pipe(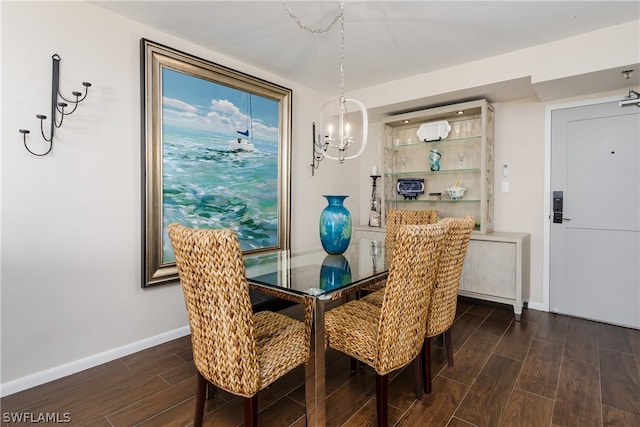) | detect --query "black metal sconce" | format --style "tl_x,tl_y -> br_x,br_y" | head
311,121 -> 327,176
19,54 -> 91,156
